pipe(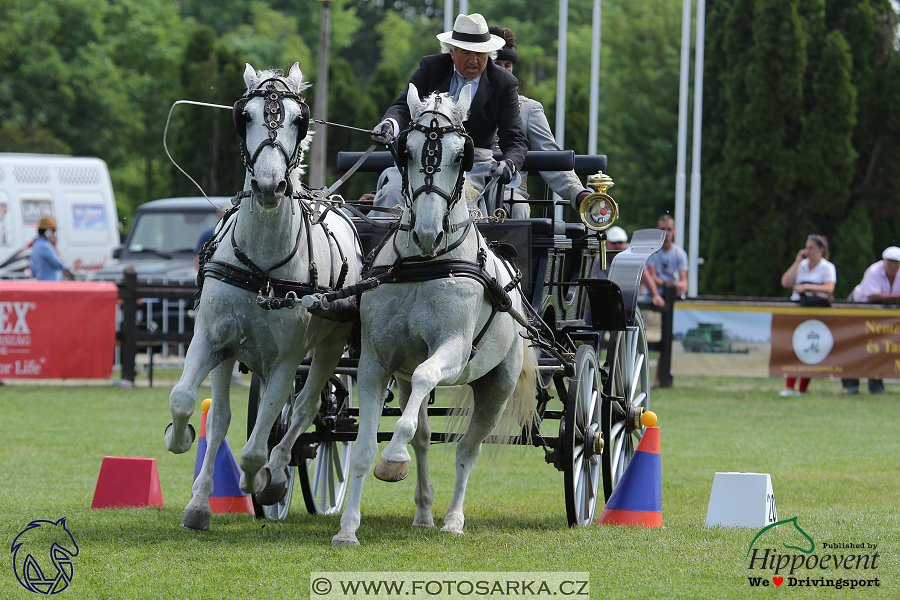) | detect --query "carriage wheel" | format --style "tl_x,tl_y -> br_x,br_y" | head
563,344 -> 603,526
247,374 -> 295,520
601,308 -> 651,501
298,373 -> 353,515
